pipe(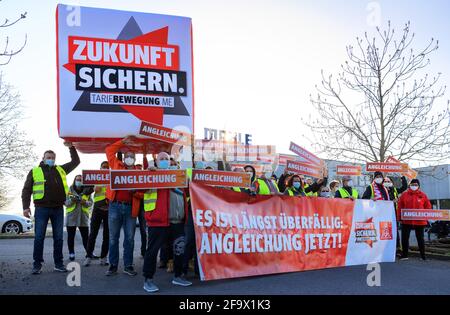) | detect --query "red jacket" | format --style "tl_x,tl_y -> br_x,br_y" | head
105,139 -> 141,218
144,188 -> 189,227
397,189 -> 431,226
